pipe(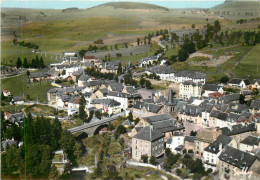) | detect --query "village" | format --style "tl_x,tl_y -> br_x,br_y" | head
2,48 -> 260,179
